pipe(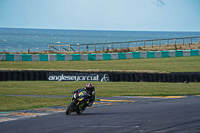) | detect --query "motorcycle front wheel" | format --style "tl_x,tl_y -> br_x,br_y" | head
66,102 -> 75,115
